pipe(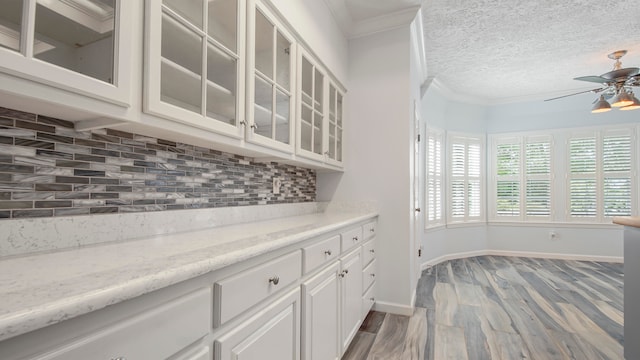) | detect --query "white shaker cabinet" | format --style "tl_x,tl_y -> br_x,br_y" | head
245,0 -> 296,153
0,0 -> 134,106
144,0 -> 245,138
